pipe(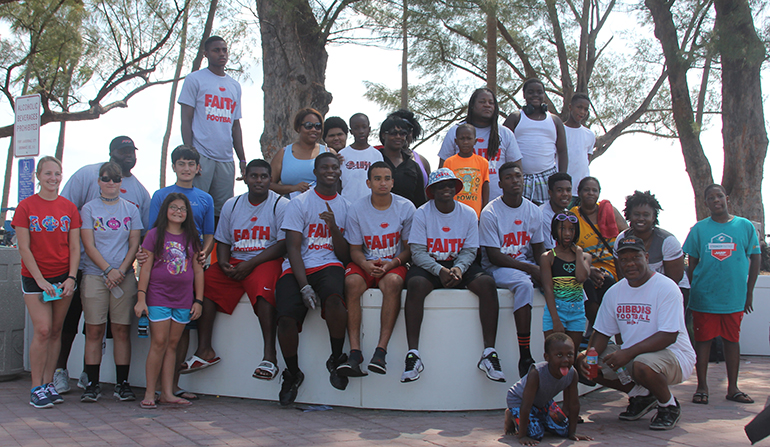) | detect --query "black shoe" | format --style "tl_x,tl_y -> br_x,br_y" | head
113,381 -> 136,401
368,350 -> 387,375
80,382 -> 101,403
618,394 -> 658,421
518,356 -> 535,378
279,369 -> 304,406
336,353 -> 367,378
649,399 -> 681,430
326,354 -> 349,391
